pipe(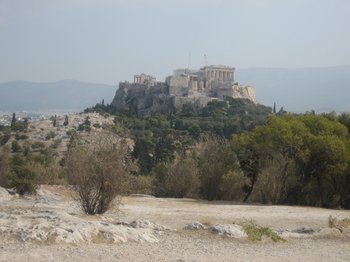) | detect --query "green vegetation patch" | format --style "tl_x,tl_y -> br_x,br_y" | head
242,221 -> 286,242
